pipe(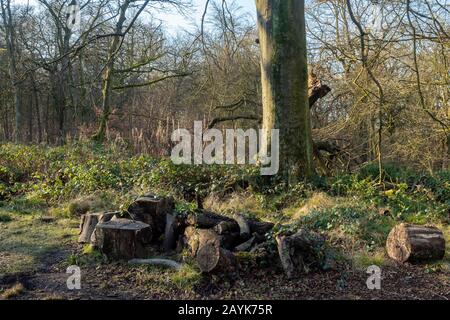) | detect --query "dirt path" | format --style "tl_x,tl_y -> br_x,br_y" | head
1,249 -> 449,300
